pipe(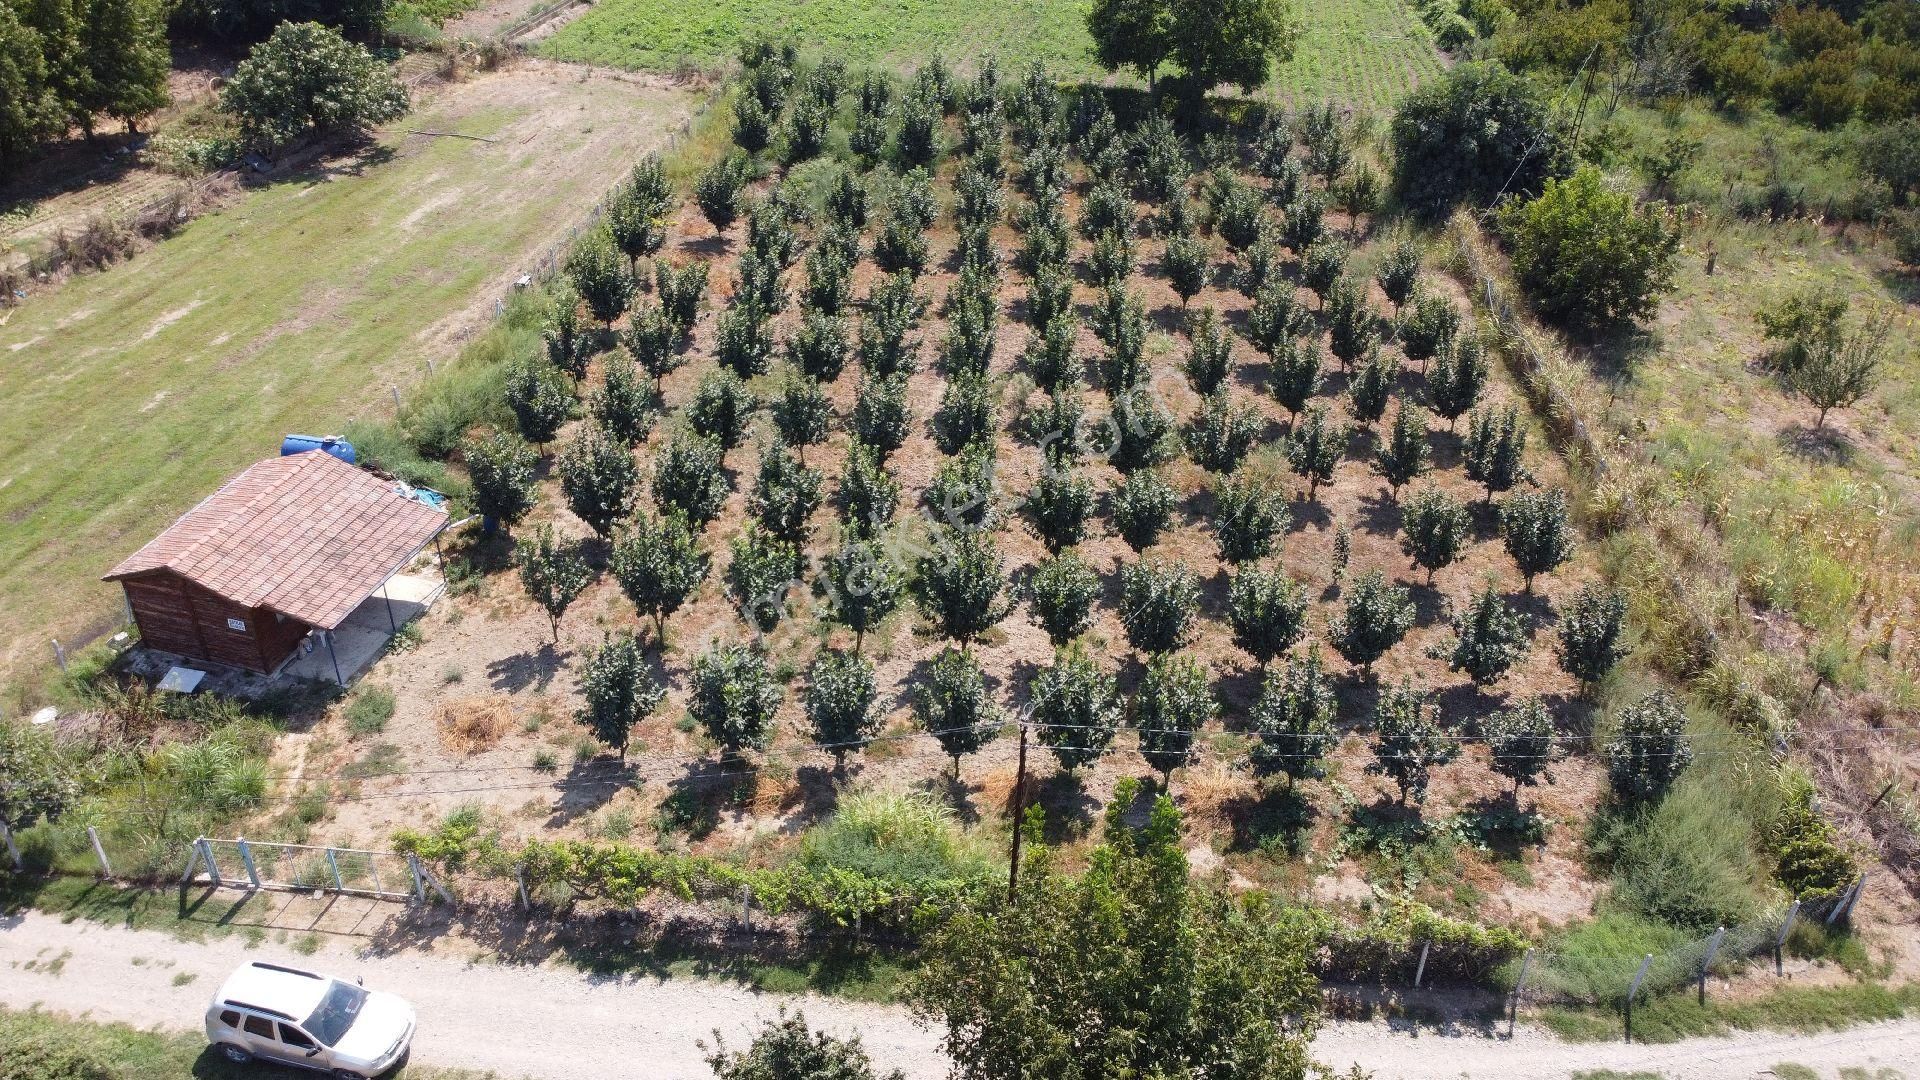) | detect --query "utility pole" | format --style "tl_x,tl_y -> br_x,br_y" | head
1006,721 -> 1029,905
